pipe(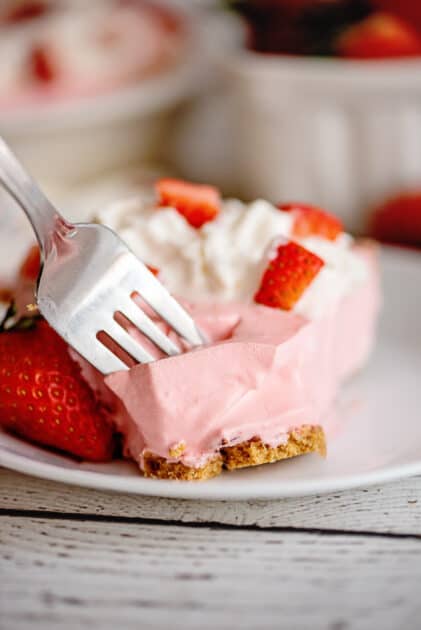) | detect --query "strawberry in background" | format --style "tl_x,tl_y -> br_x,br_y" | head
369,191 -> 421,248
227,0 -> 372,55
228,0 -> 421,58
336,12 -> 421,59
371,0 -> 421,32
